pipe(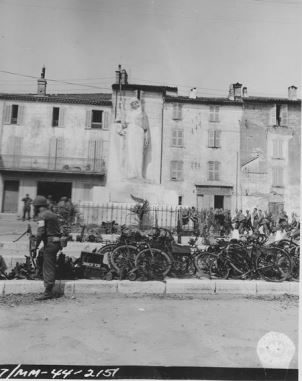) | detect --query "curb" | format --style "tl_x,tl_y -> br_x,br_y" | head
0,279 -> 299,297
